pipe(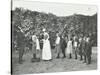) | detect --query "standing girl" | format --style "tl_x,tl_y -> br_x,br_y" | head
73,36 -> 78,59
66,37 -> 73,59
55,33 -> 61,58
